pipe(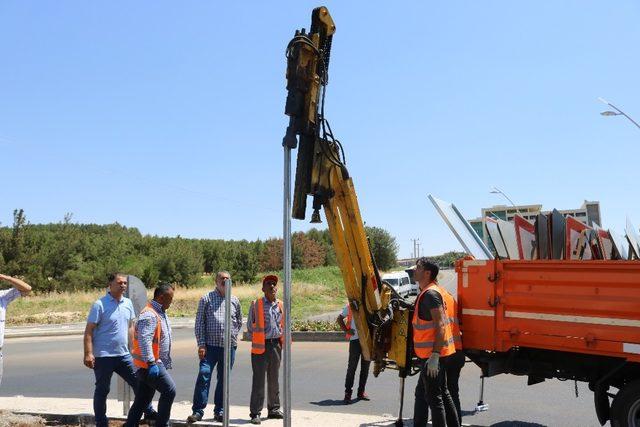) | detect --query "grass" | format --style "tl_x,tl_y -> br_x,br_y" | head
5,266 -> 348,326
